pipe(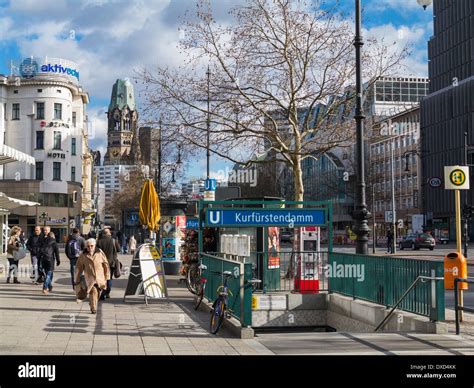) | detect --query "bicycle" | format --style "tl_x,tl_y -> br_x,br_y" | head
186,260 -> 202,295
209,271 -> 261,335
193,264 -> 207,310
